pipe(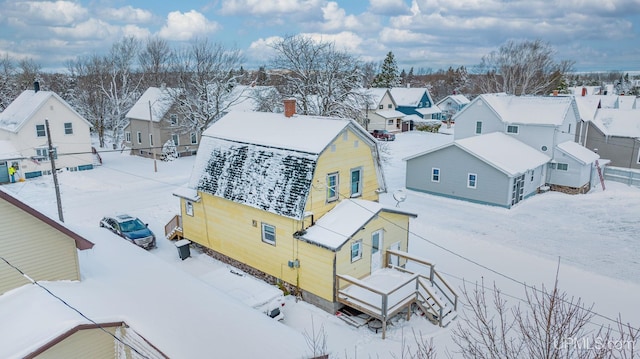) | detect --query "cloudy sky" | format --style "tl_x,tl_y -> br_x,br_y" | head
1,0 -> 639,73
